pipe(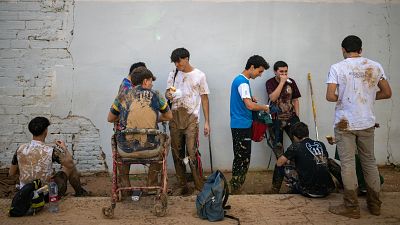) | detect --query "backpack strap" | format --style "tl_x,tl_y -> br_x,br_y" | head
172,69 -> 178,85
224,214 -> 241,225
217,170 -> 230,209
218,171 -> 240,225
